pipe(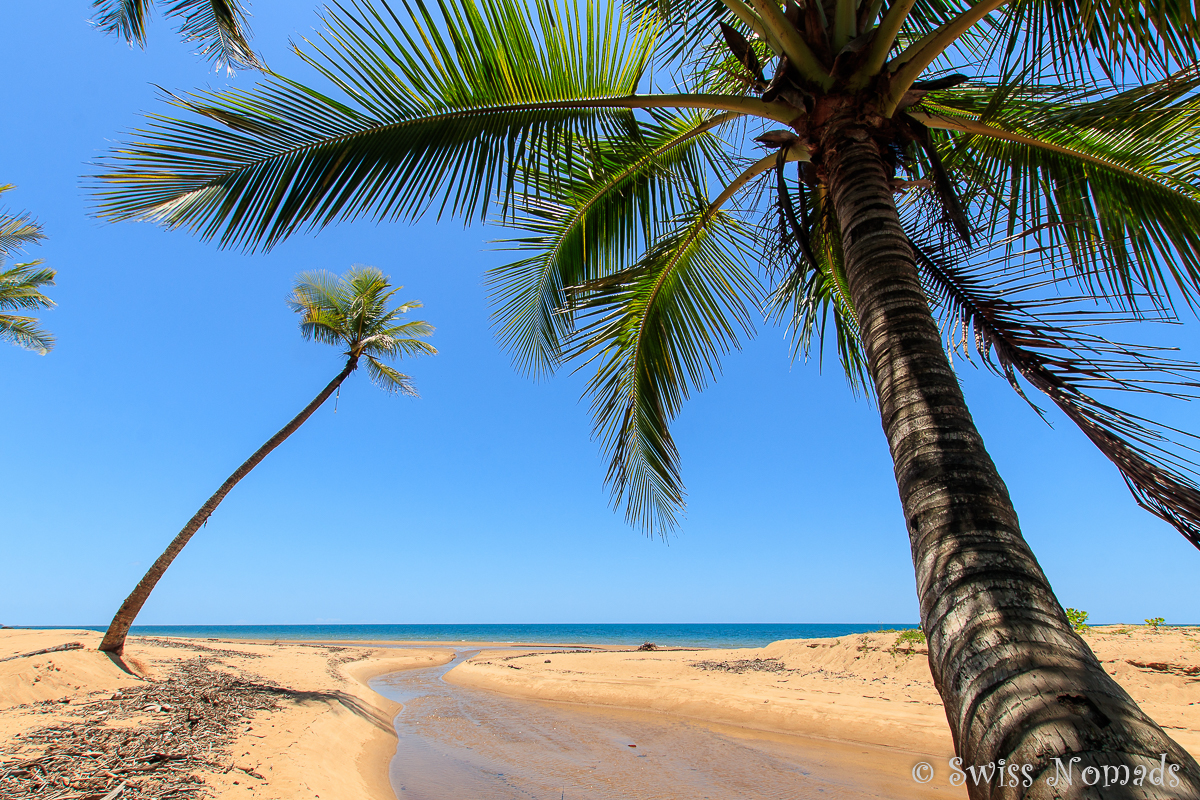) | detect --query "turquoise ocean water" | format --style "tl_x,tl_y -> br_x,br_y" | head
46,623 -> 918,649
